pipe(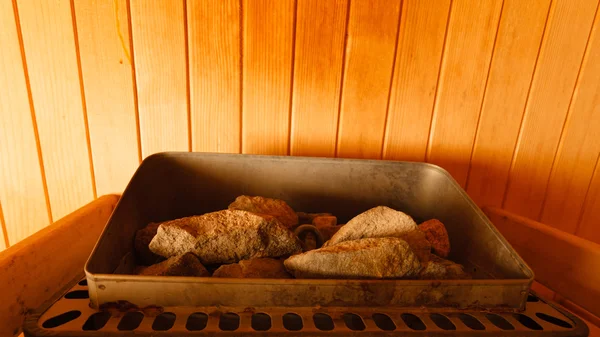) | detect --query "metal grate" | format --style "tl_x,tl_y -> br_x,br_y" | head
24,276 -> 588,336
